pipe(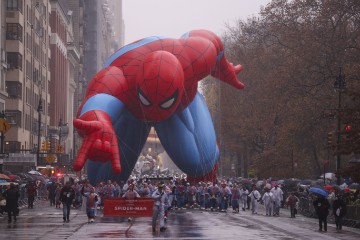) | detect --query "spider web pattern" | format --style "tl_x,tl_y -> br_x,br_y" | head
135,51 -> 184,121
74,111 -> 121,173
77,66 -> 130,118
